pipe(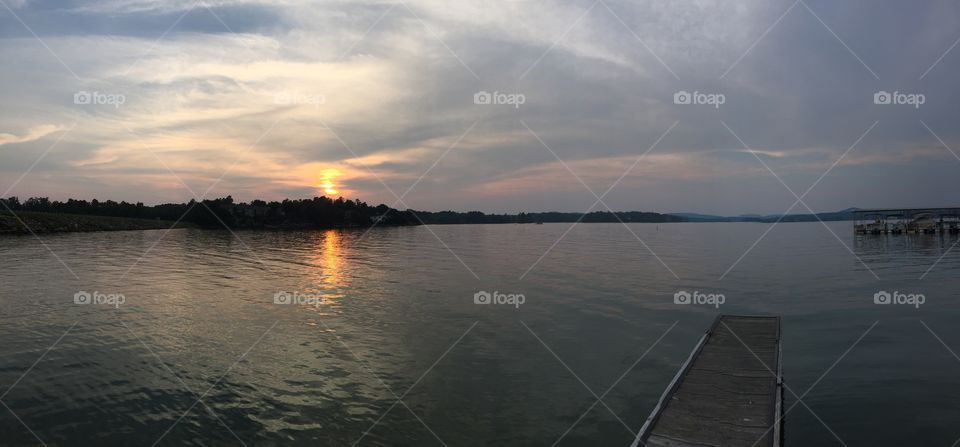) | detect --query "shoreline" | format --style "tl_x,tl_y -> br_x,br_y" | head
0,211 -> 413,235
0,211 -> 188,235
0,210 -> 861,237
